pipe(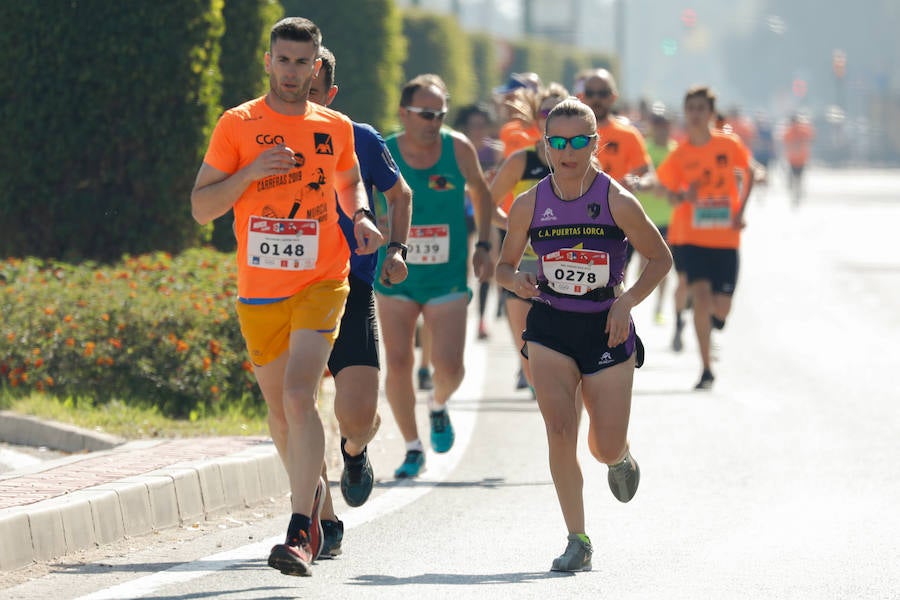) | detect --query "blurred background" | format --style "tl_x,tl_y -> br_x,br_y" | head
402,0 -> 900,167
